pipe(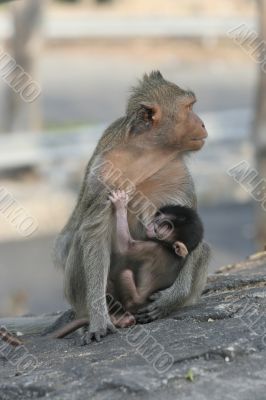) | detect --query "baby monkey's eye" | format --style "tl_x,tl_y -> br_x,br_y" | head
157,221 -> 172,231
